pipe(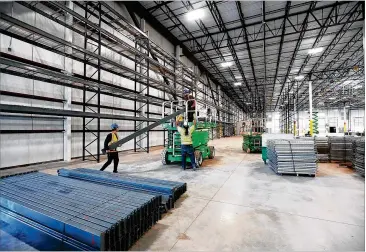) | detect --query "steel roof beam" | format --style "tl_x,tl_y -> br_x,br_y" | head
293,2 -> 364,101
180,1 -> 352,42
153,1 -> 247,111
237,1 -> 262,111
274,2 -> 317,110
147,1 -> 173,13
205,1 -> 253,108
297,42 -> 364,108
270,1 -> 291,110
181,1 -> 249,104
122,2 -> 243,111
189,16 -> 363,54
